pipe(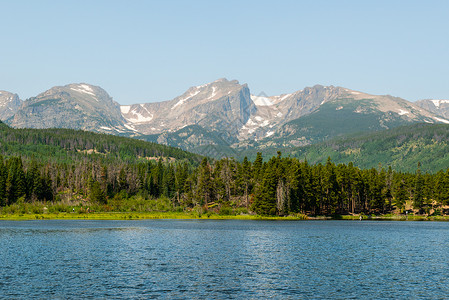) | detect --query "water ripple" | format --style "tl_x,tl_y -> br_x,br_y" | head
0,220 -> 449,298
